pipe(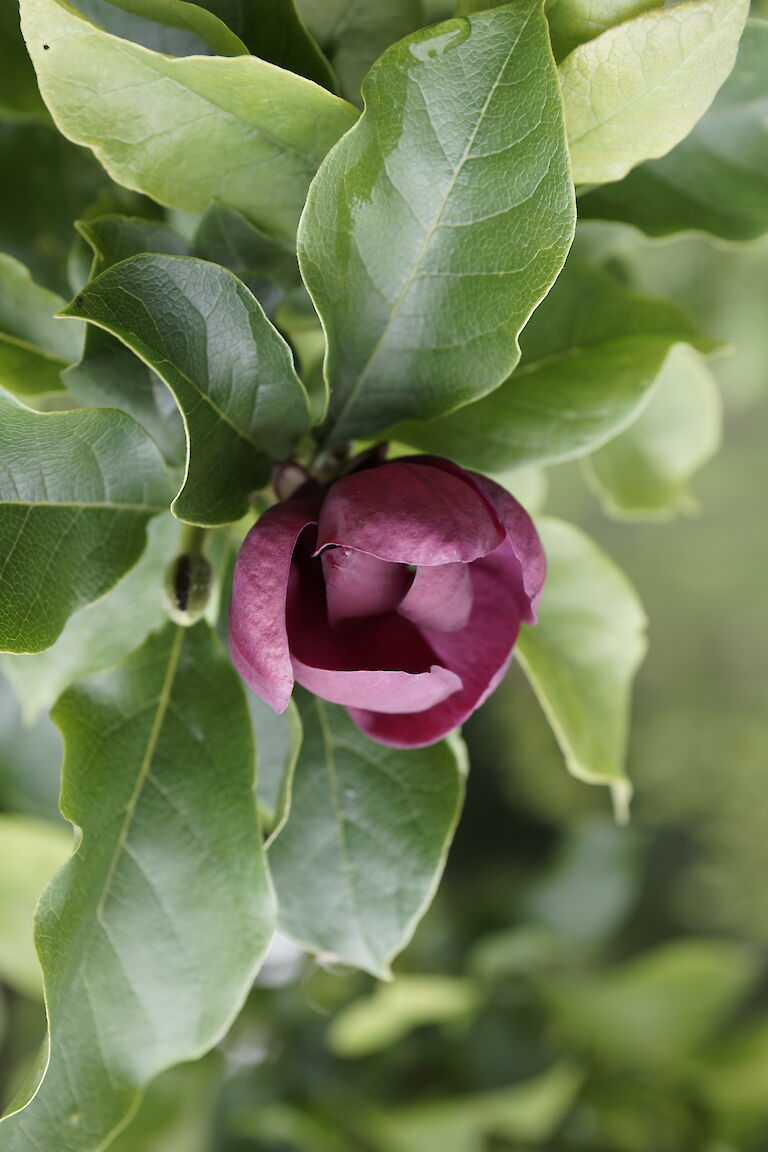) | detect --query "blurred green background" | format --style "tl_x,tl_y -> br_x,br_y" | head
1,223 -> 766,1152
